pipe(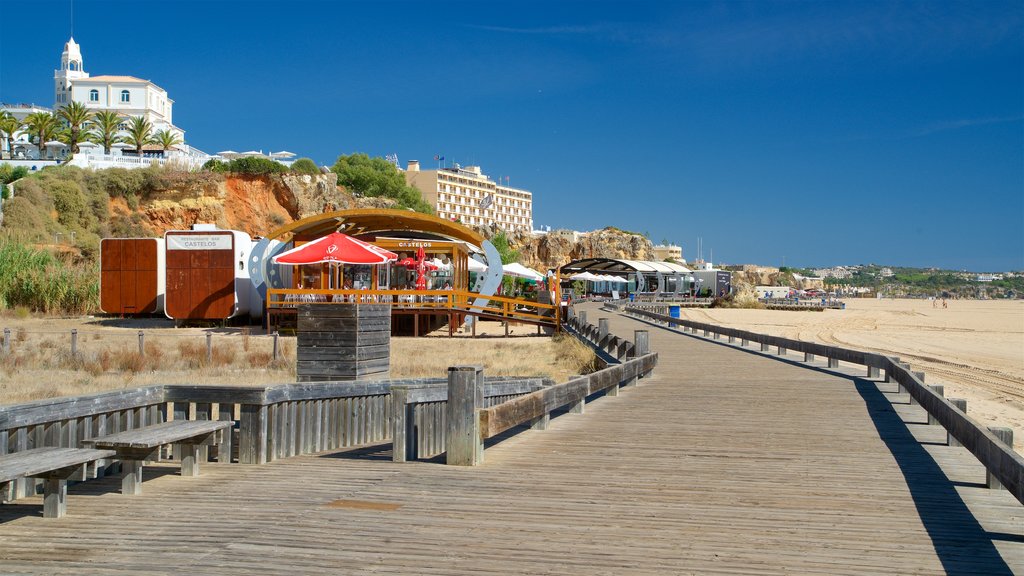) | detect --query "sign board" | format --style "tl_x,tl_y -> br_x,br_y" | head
167,234 -> 232,251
